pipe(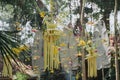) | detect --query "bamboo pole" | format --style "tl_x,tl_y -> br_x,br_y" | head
114,0 -> 119,80
79,0 -> 86,80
